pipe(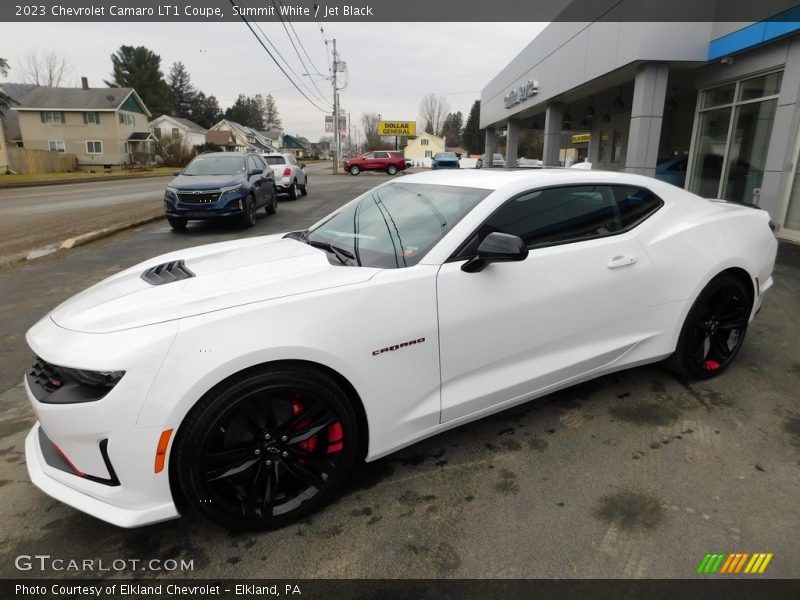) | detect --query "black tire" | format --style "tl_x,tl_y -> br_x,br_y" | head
241,195 -> 257,228
349,165 -> 360,176
665,274 -> 752,380
300,178 -> 308,196
172,365 -> 359,530
265,190 -> 277,215
167,217 -> 187,231
288,180 -> 299,200
386,165 -> 398,175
